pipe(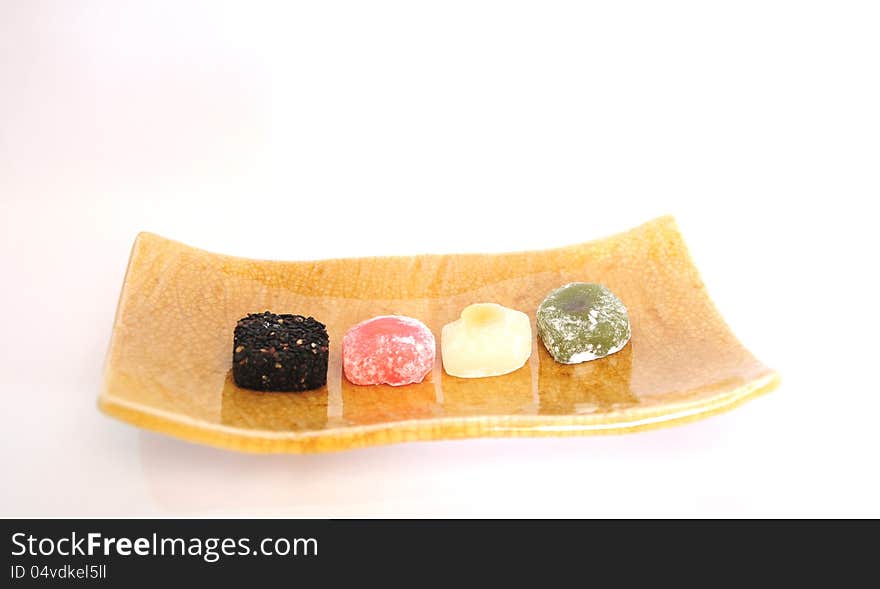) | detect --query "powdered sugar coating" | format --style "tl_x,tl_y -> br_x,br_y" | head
342,315 -> 436,386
